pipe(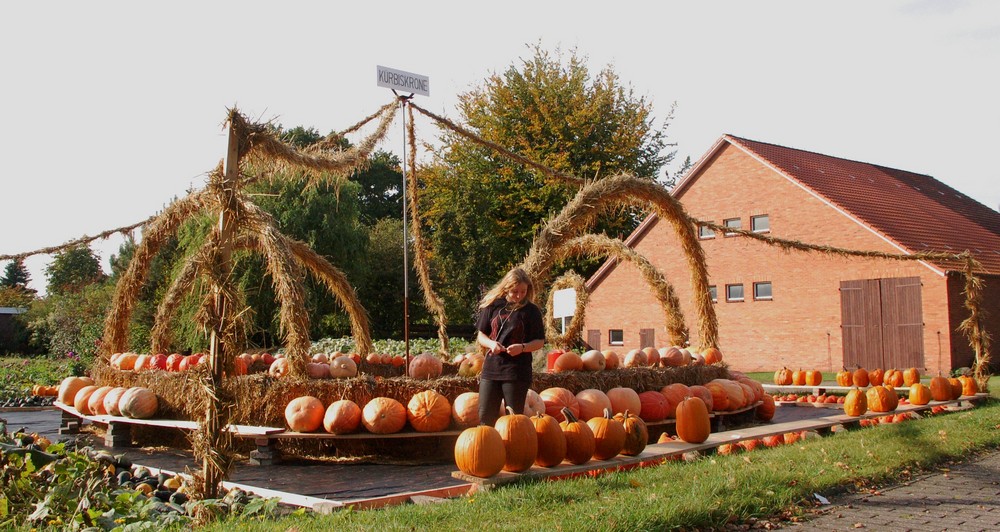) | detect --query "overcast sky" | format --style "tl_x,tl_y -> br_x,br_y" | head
2,0 -> 997,295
